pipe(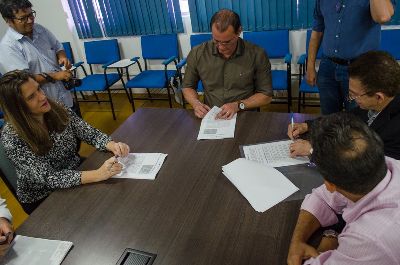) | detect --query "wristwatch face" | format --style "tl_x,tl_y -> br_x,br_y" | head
239,102 -> 245,110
